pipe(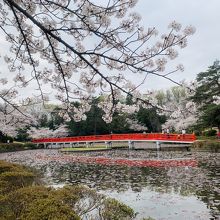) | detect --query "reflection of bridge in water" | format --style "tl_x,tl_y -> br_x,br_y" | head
35,154 -> 198,167
32,133 -> 196,150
